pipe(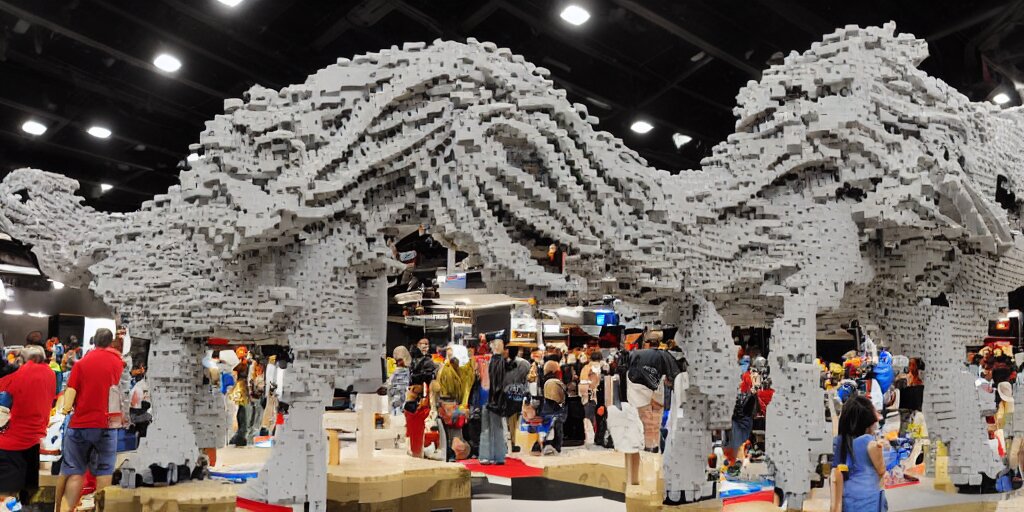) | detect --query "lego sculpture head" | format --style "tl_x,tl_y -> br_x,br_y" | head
721,22 -> 1022,254
0,168 -> 114,285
